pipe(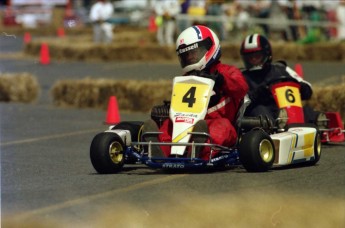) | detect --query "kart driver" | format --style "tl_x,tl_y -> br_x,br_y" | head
240,33 -> 322,125
143,25 -> 248,160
